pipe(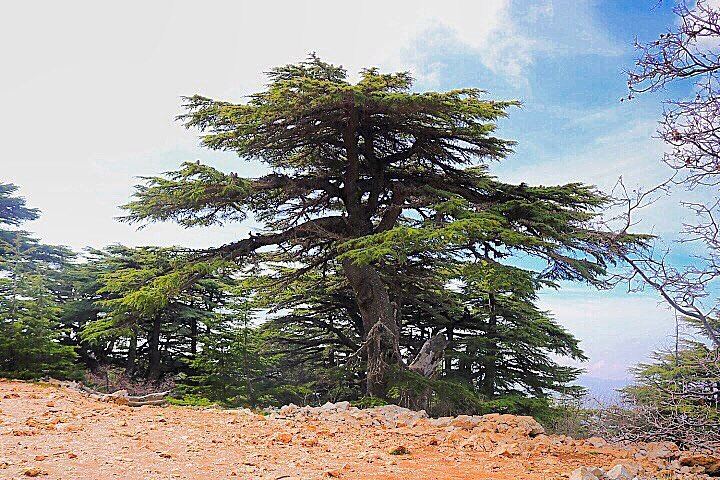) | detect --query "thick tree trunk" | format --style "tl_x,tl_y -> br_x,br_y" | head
444,327 -> 454,375
481,292 -> 498,398
242,326 -> 254,406
125,327 -> 137,376
409,333 -> 448,377
405,333 -> 448,411
342,259 -> 400,397
147,314 -> 162,381
190,317 -> 198,356
459,342 -> 476,383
